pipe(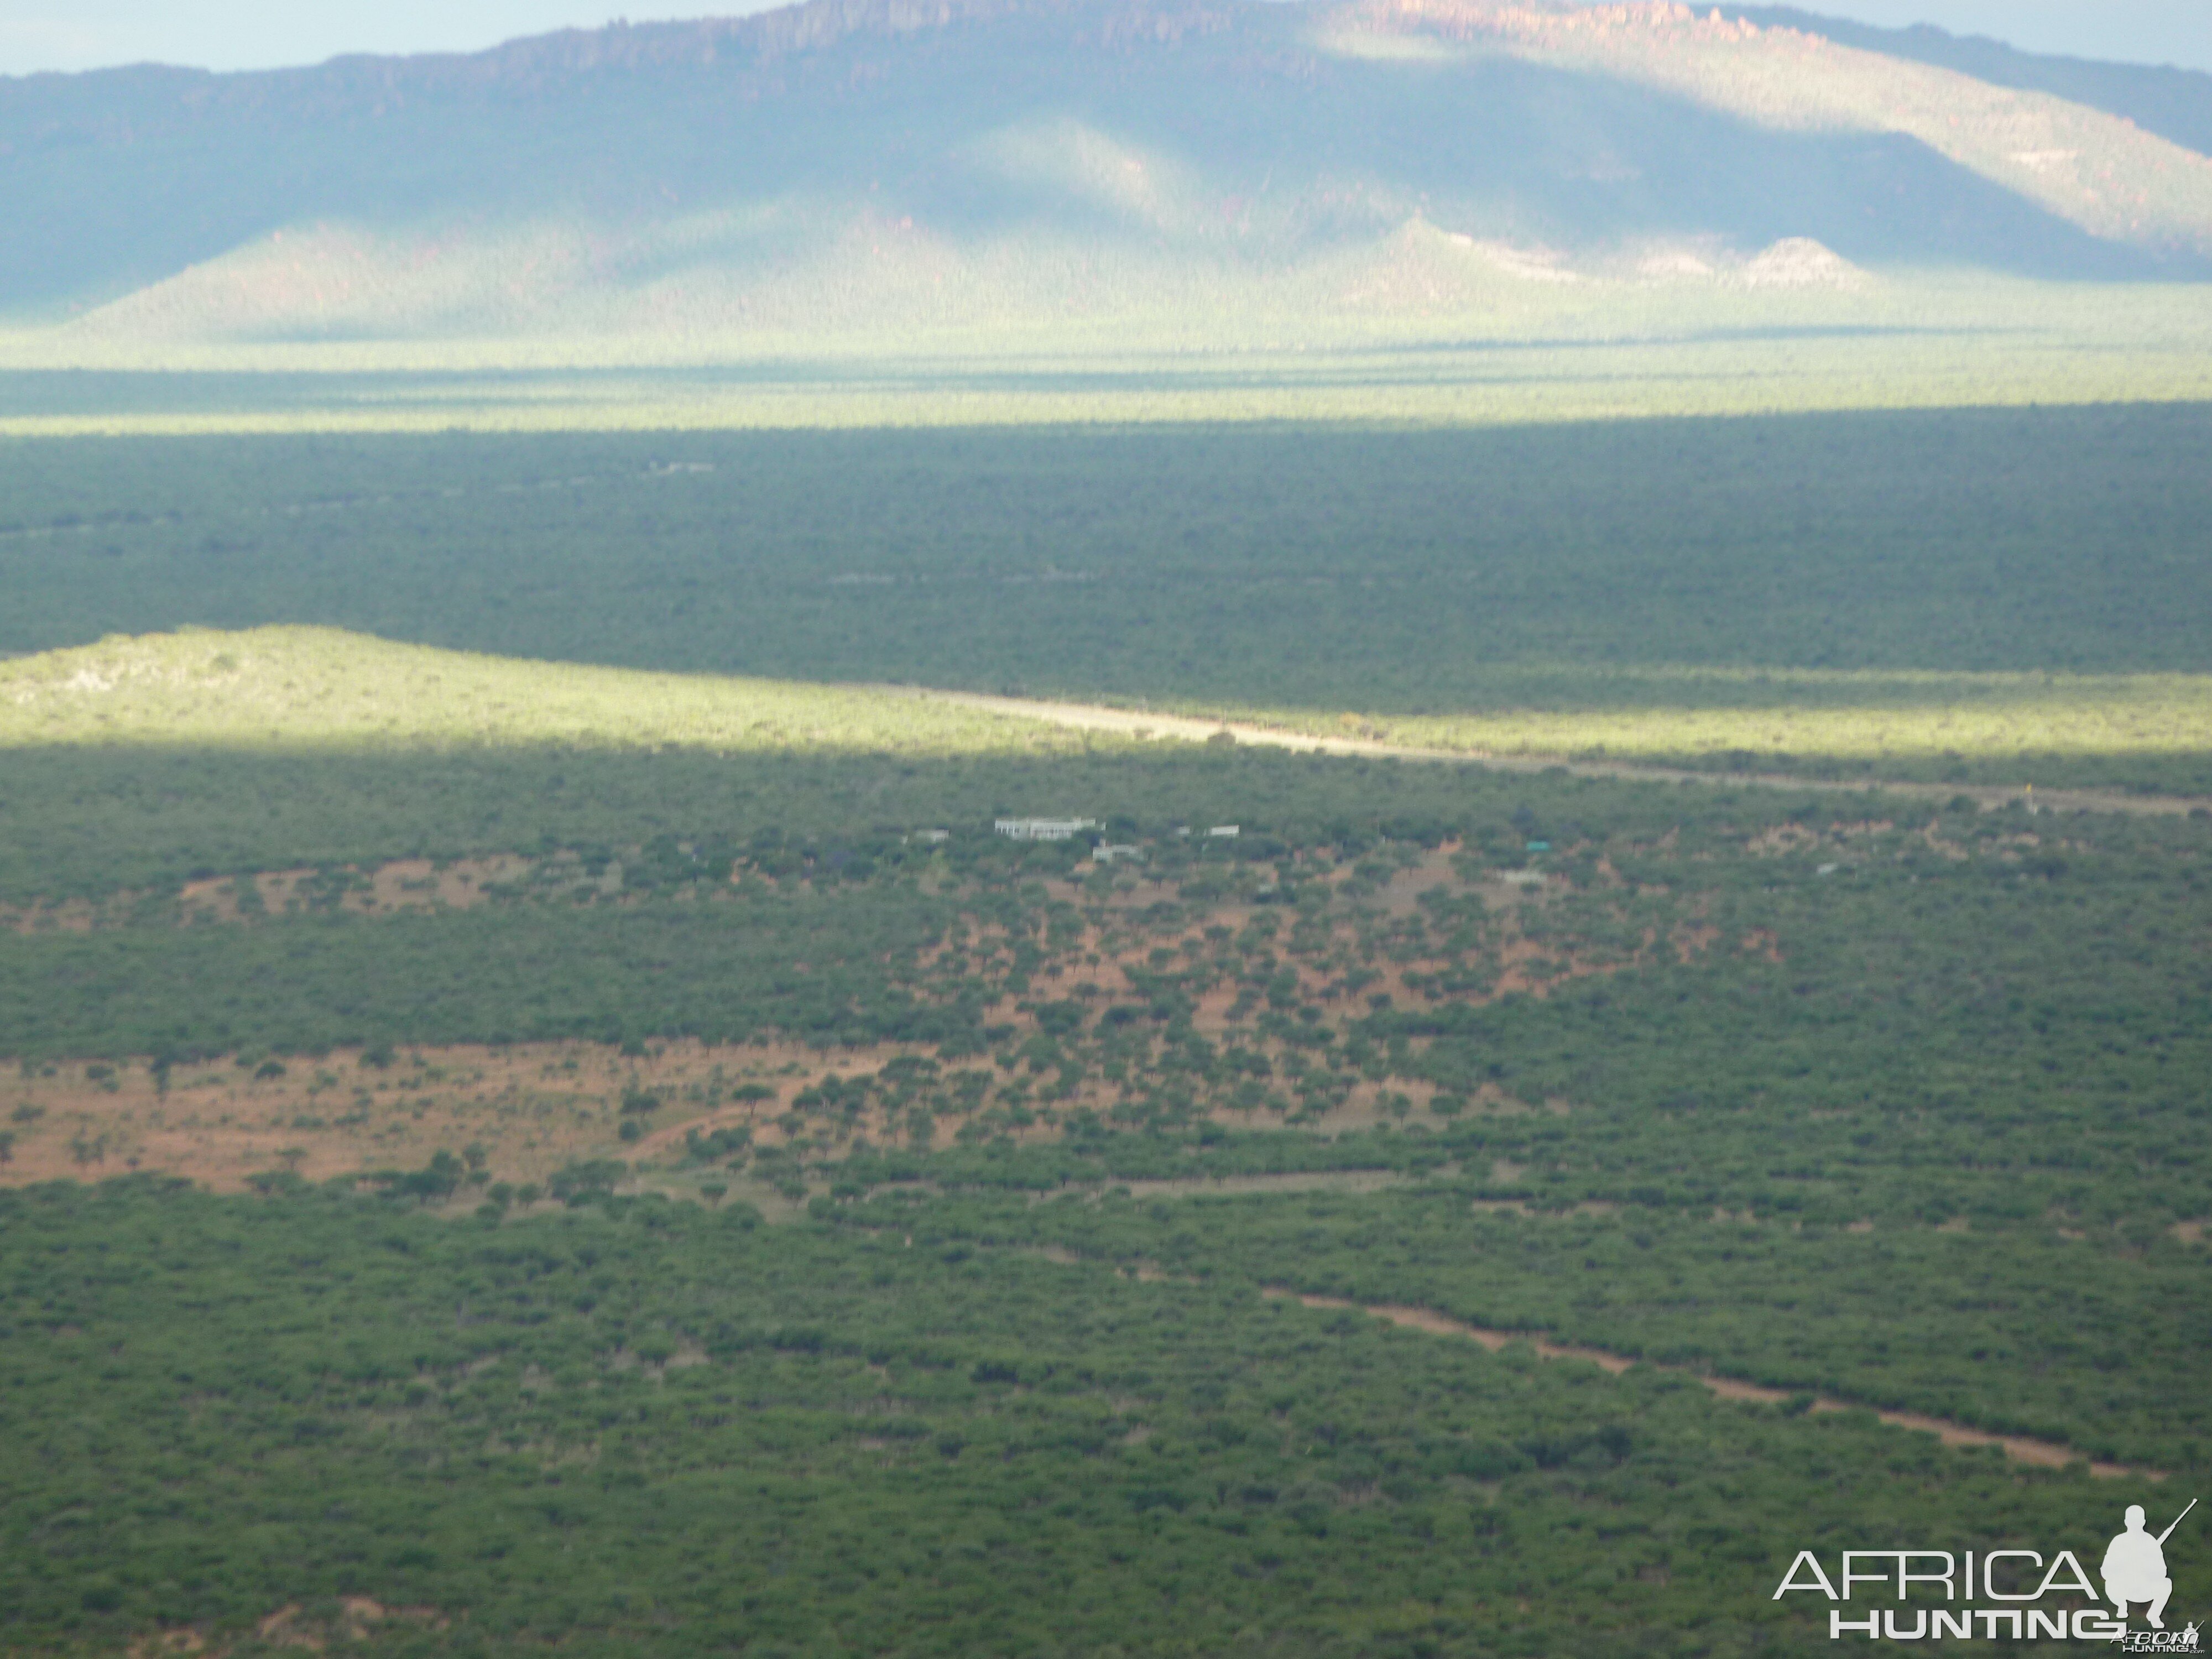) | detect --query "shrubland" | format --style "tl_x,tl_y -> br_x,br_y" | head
8,404 -> 2212,792
2,396 -> 2207,1656
1,1175 -> 2187,1657
6,726 -> 2205,1490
